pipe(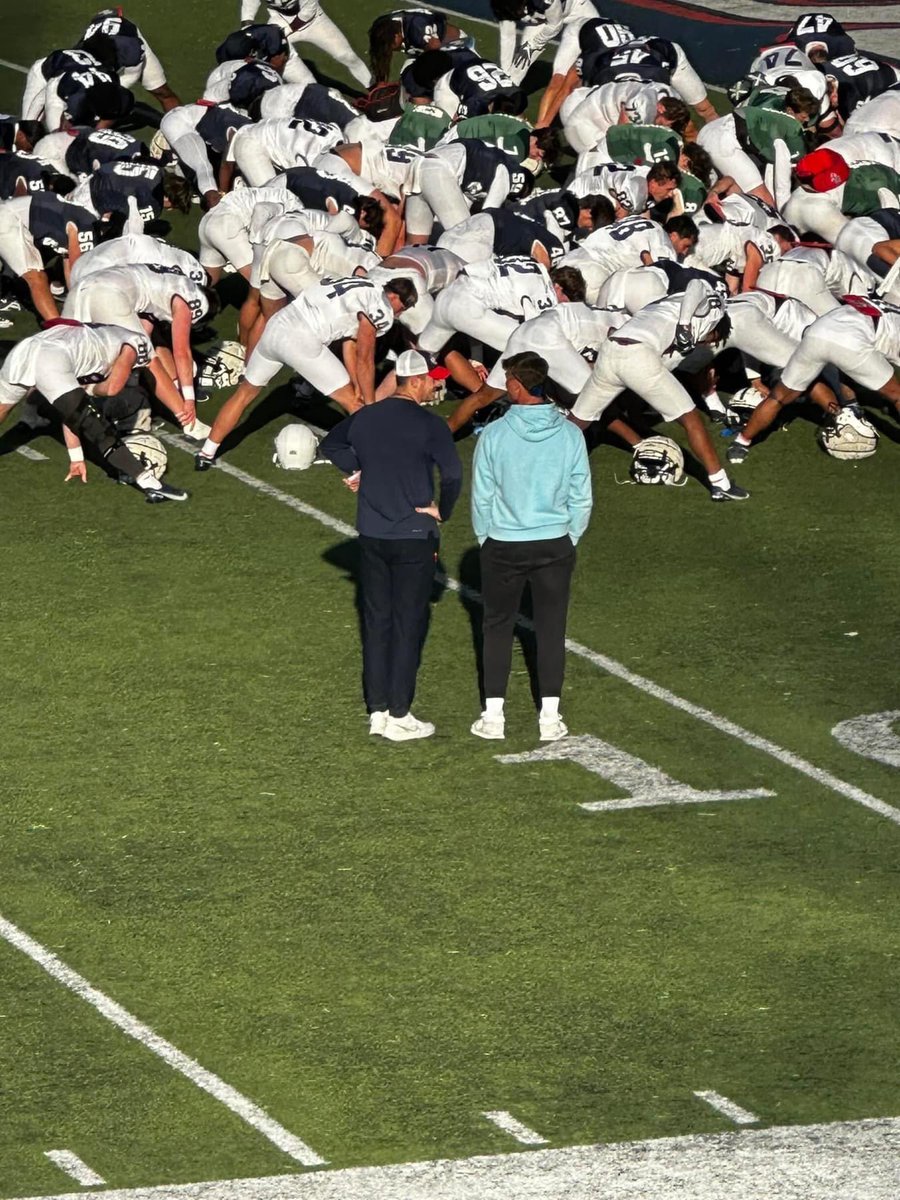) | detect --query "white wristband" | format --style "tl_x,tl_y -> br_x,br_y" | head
182,385 -> 195,402
68,447 -> 85,463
